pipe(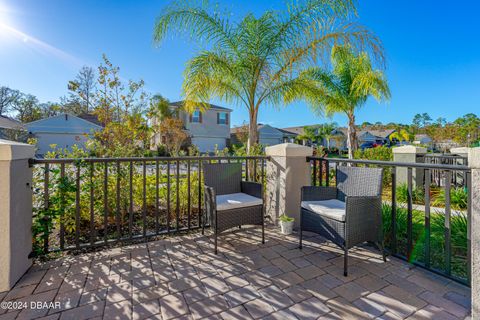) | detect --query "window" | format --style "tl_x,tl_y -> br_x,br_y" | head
217,112 -> 228,125
191,110 -> 201,123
